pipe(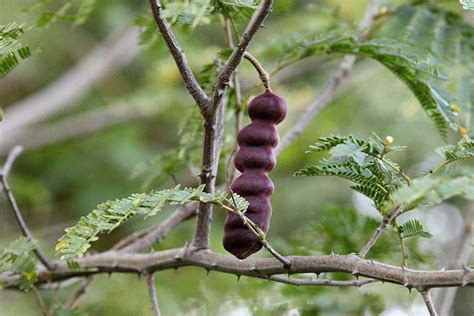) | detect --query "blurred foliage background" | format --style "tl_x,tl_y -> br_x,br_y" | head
0,0 -> 473,315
